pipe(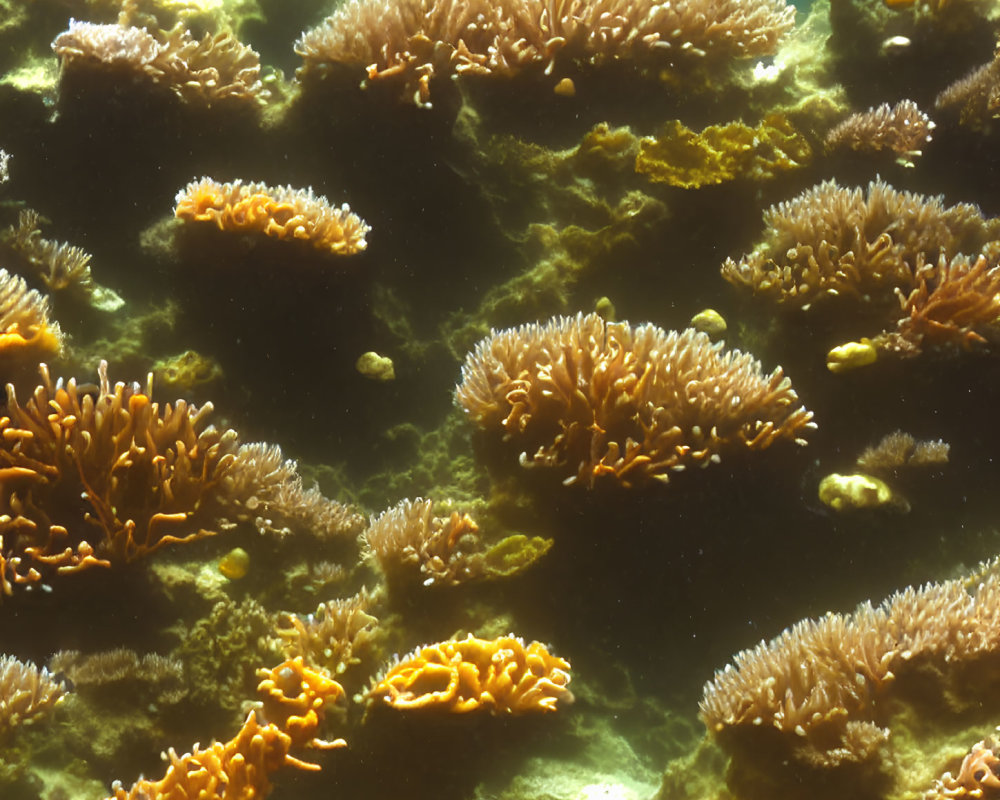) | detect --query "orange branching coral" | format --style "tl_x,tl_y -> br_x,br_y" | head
0,655 -> 69,738
935,44 -> 1000,131
255,658 -> 347,749
926,737 -> 1000,799
175,177 -> 371,256
277,588 -> 381,678
871,253 -> 1000,357
363,497 -> 484,586
455,312 -> 815,487
296,0 -> 795,105
0,267 -> 62,372
721,179 -> 1000,311
52,20 -> 265,106
368,634 -> 573,714
701,572 -> 1000,766
824,100 -> 935,166
108,658 -> 345,800
0,362 -> 362,598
